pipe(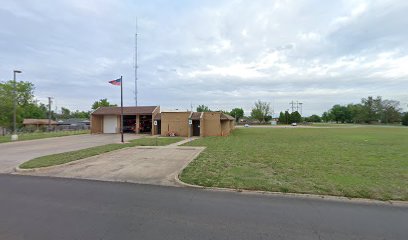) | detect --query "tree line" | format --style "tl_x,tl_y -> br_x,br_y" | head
197,96 -> 408,126
197,100 -> 274,123
0,80 -> 116,130
2,79 -> 406,130
322,96 -> 406,124
278,111 -> 302,124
